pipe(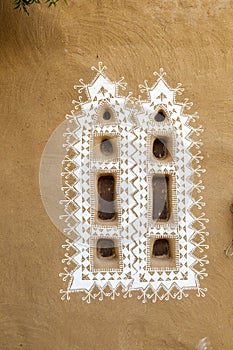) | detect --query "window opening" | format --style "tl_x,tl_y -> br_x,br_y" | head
103,111 -> 111,120
97,238 -> 116,259
152,175 -> 170,221
154,111 -> 166,122
100,138 -> 114,156
153,137 -> 168,160
98,175 -> 116,221
152,239 -> 170,259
